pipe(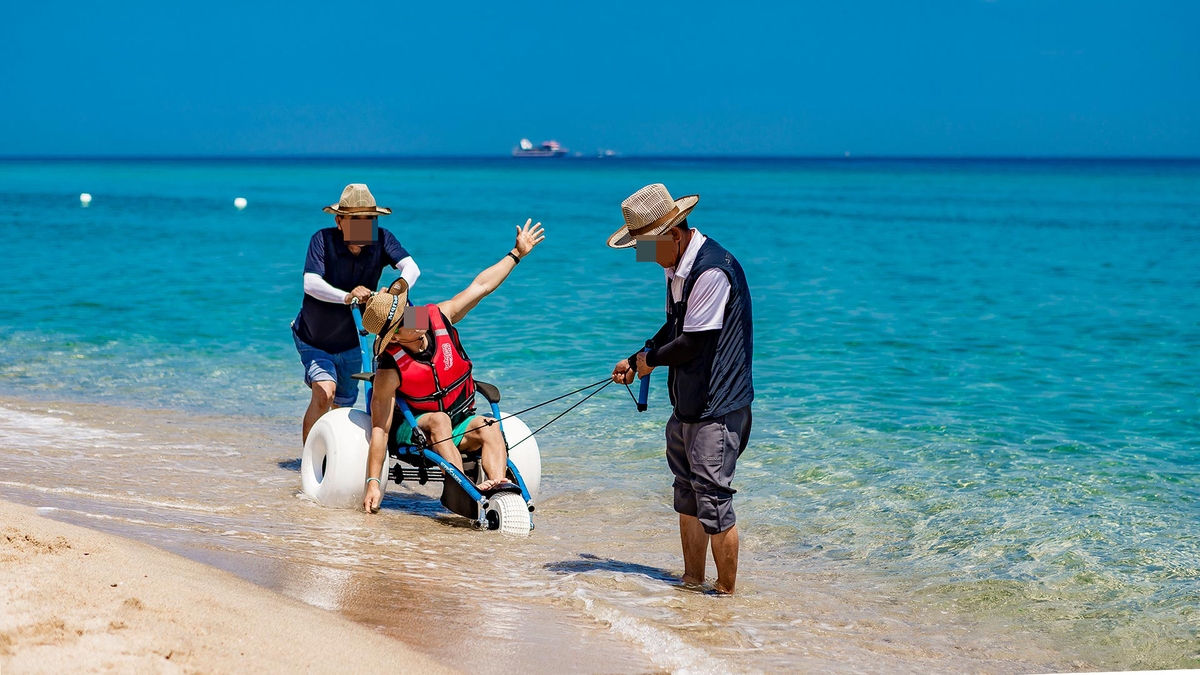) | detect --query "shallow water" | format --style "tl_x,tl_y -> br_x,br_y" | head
0,398 -> 1064,674
1,158 -> 1198,672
